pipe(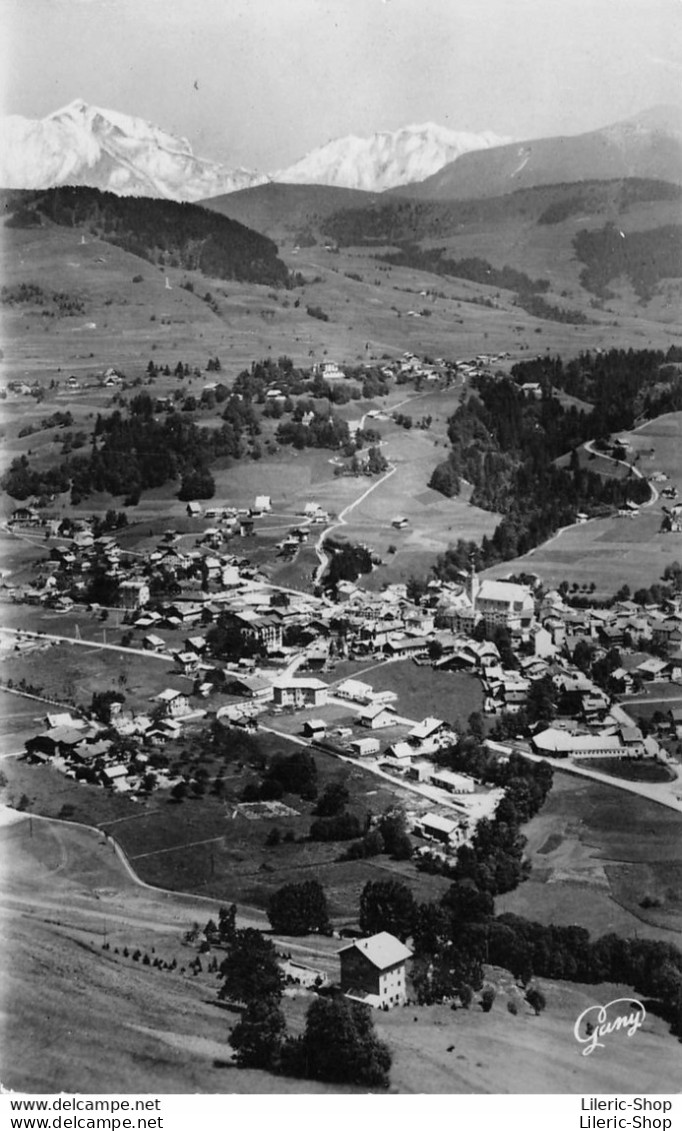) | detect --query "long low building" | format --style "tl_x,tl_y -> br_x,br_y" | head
531,727 -> 652,759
